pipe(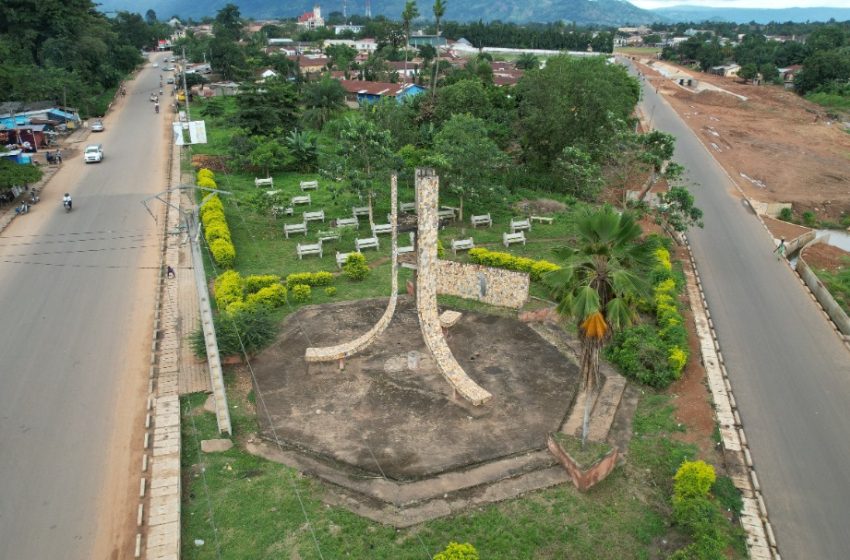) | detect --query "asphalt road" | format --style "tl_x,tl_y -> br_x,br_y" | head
0,57 -> 168,559
629,62 -> 850,558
